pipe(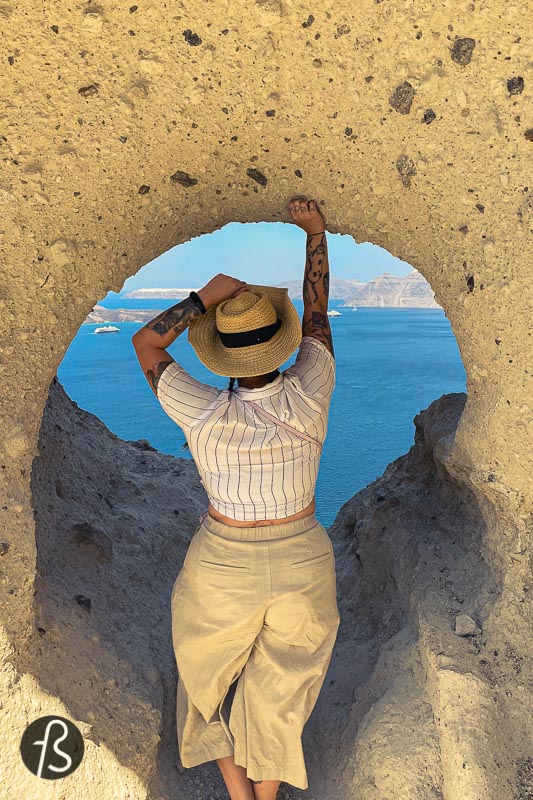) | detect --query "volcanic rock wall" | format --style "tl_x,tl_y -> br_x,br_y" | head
0,2 -> 531,799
